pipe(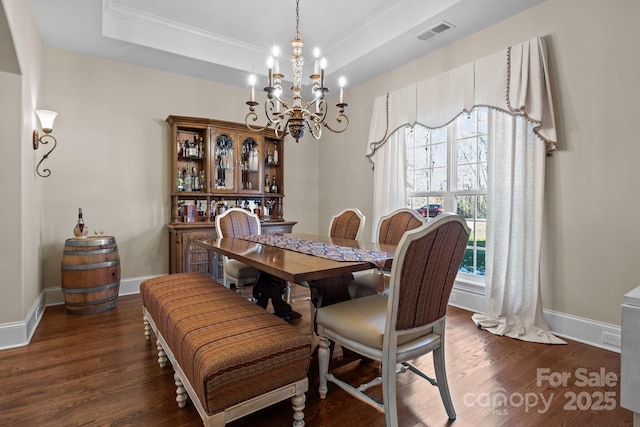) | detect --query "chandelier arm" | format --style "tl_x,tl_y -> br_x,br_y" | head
304,116 -> 323,140
323,113 -> 350,134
